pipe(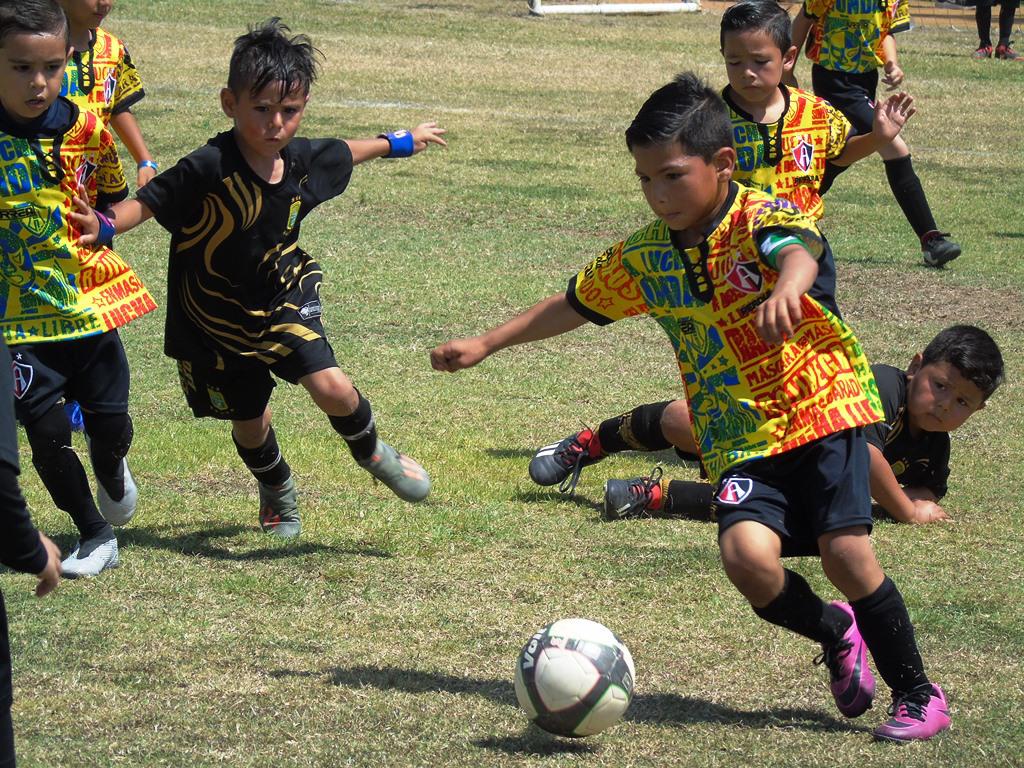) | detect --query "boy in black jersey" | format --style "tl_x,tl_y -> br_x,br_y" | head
77,19 -> 445,537
592,325 -> 1004,526
866,325 -> 1003,524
